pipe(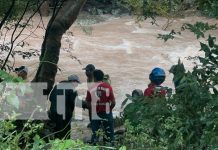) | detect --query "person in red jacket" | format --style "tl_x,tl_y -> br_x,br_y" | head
144,67 -> 167,97
86,69 -> 116,145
